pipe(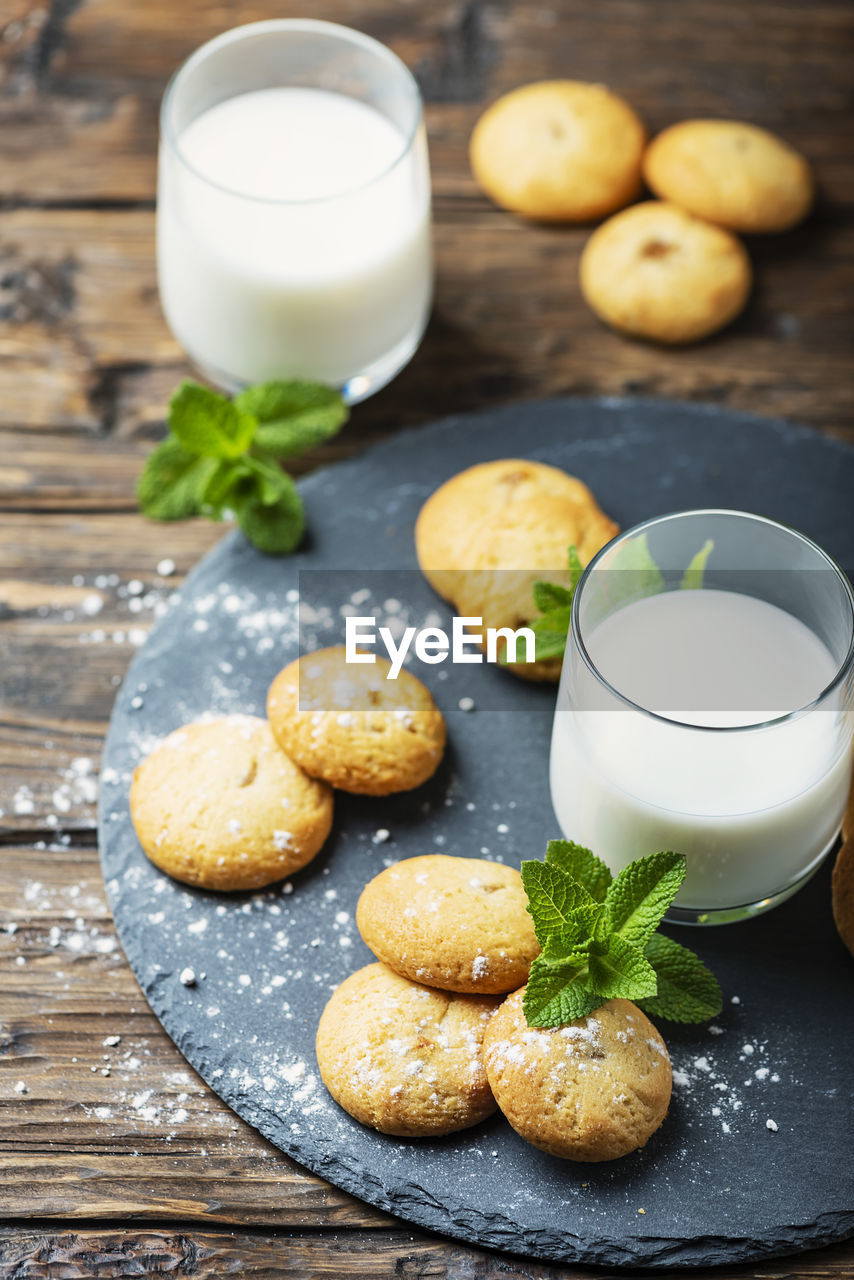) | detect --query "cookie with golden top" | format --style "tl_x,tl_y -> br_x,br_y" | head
357,855 -> 540,994
483,992 -> 672,1160
580,201 -> 752,344
643,119 -> 813,233
316,962 -> 499,1136
470,80 -> 645,222
267,647 -> 445,795
130,715 -> 333,891
415,458 -> 618,681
